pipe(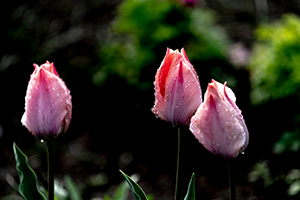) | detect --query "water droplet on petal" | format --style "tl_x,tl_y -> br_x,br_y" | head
241,151 -> 245,155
